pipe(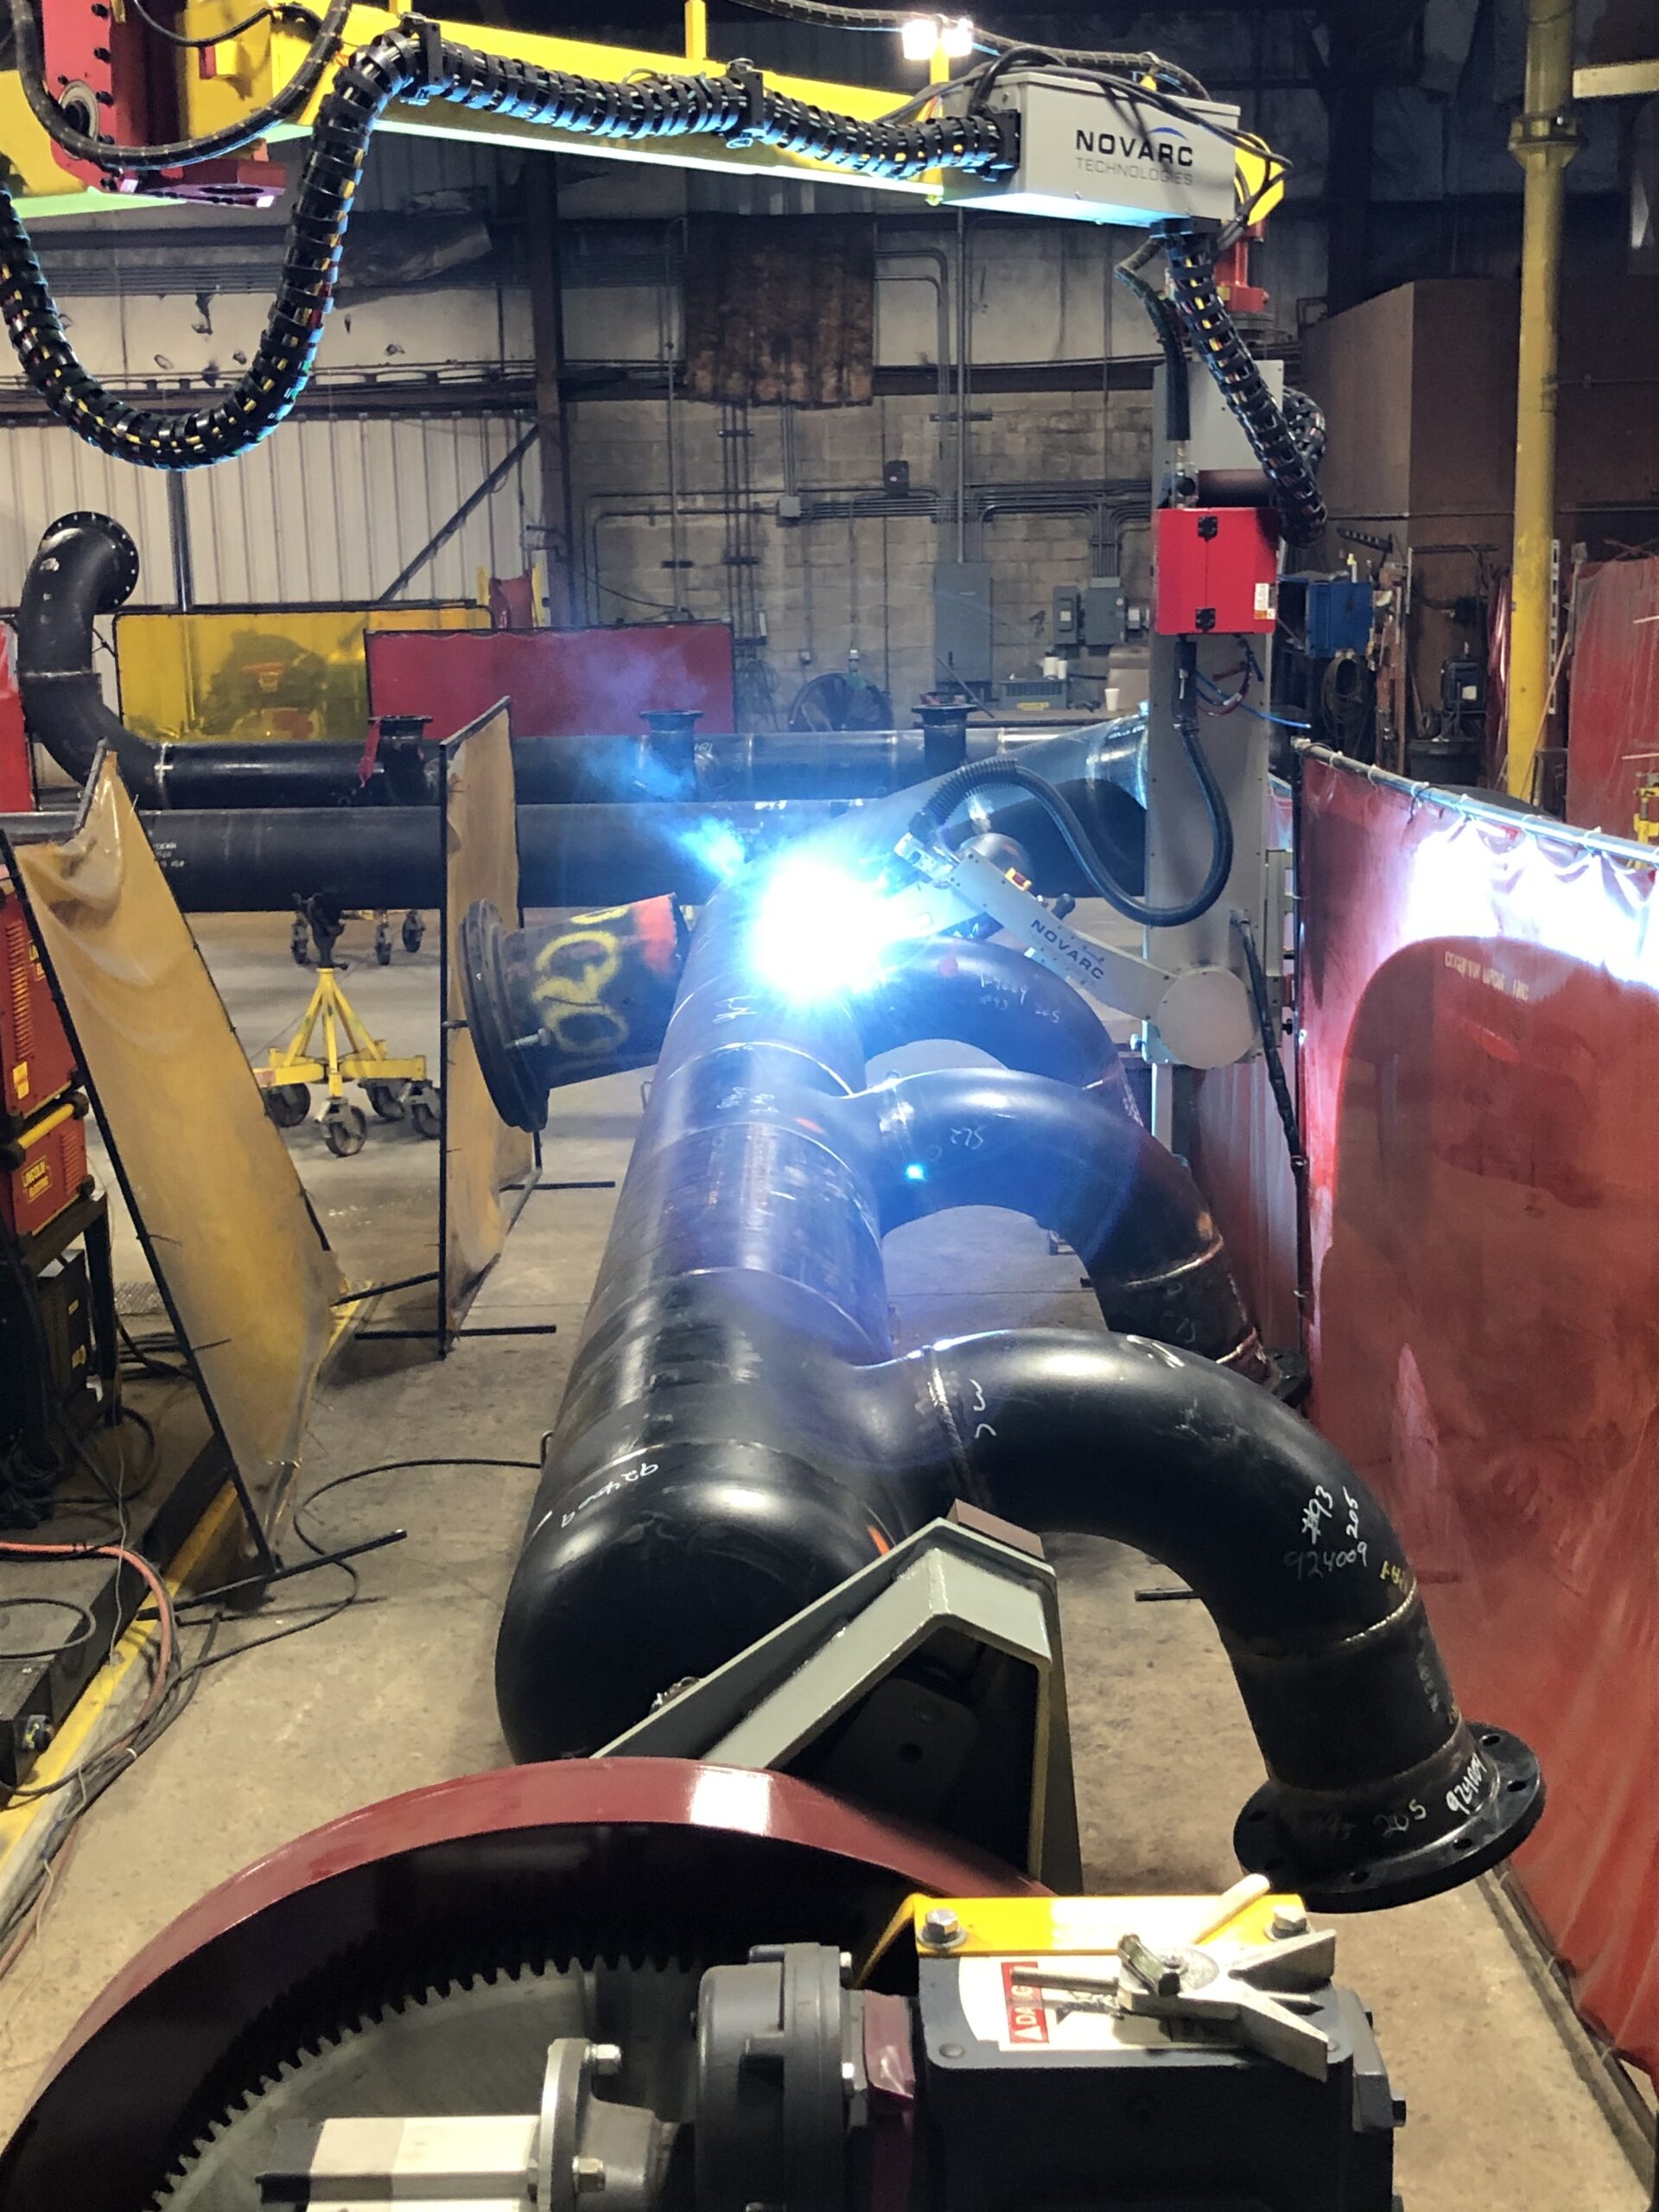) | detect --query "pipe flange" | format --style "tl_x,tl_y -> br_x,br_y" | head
458,898 -> 547,1133
1233,1723 -> 1543,1912
48,512 -> 141,610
